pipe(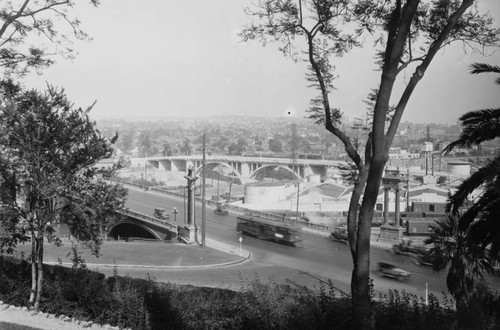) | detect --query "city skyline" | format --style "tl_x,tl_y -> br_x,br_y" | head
21,0 -> 500,124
